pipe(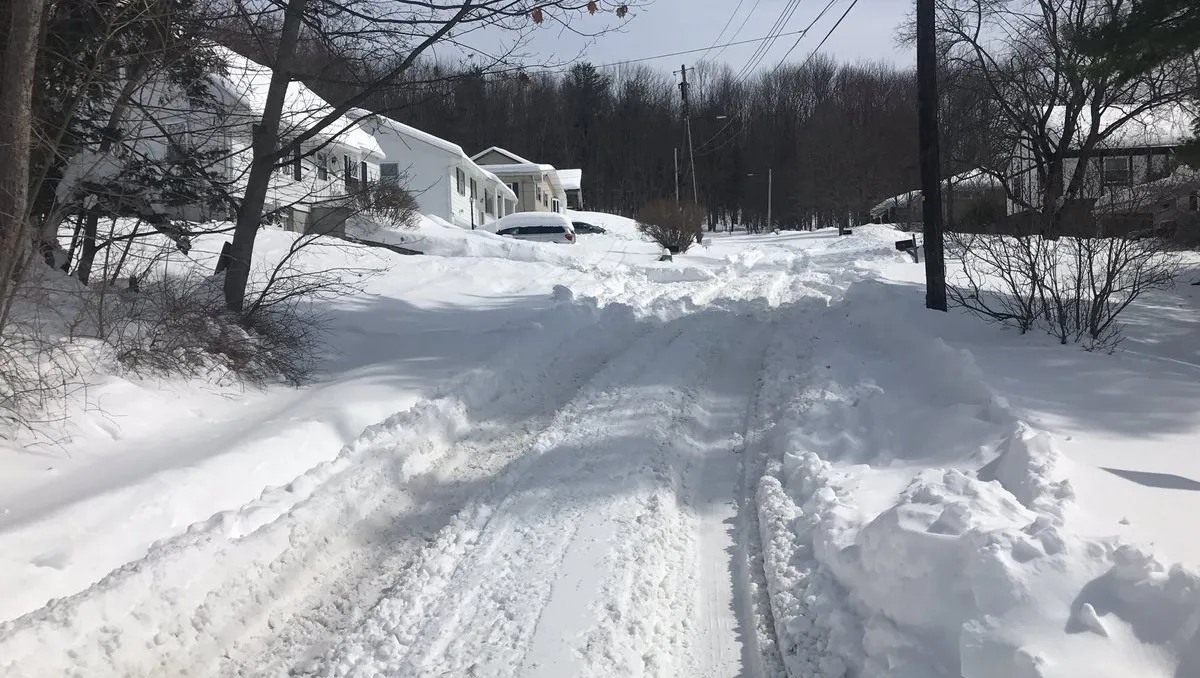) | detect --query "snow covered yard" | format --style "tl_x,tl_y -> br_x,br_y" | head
1,215 -> 1198,678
